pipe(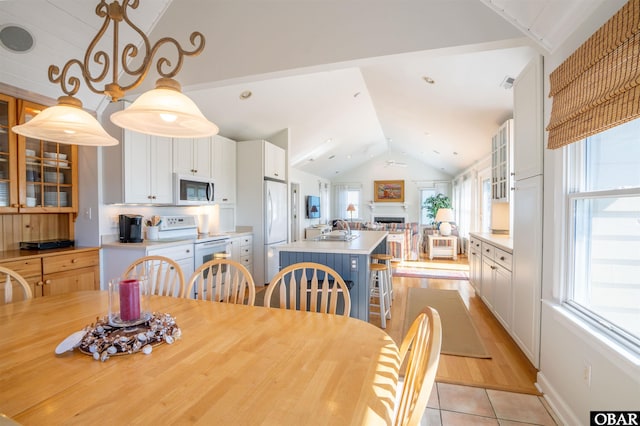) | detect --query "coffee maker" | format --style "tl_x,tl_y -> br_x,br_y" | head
119,214 -> 143,243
